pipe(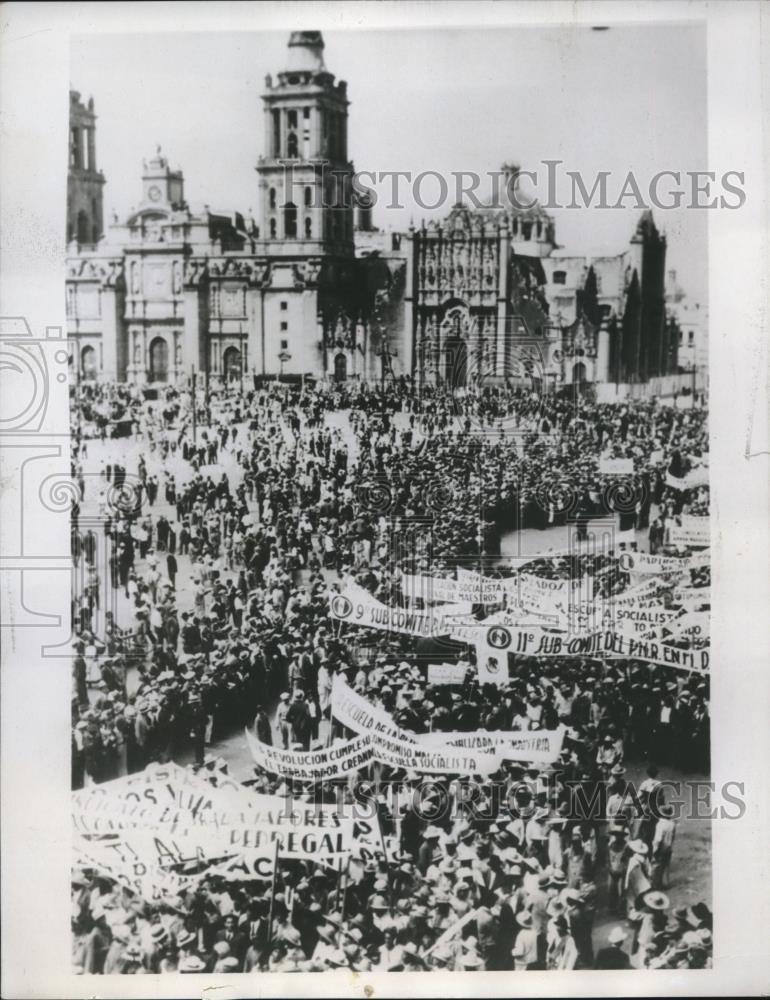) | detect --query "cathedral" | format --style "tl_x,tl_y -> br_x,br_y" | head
403,168 -> 679,394
66,30 -> 679,394
66,31 -> 403,386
